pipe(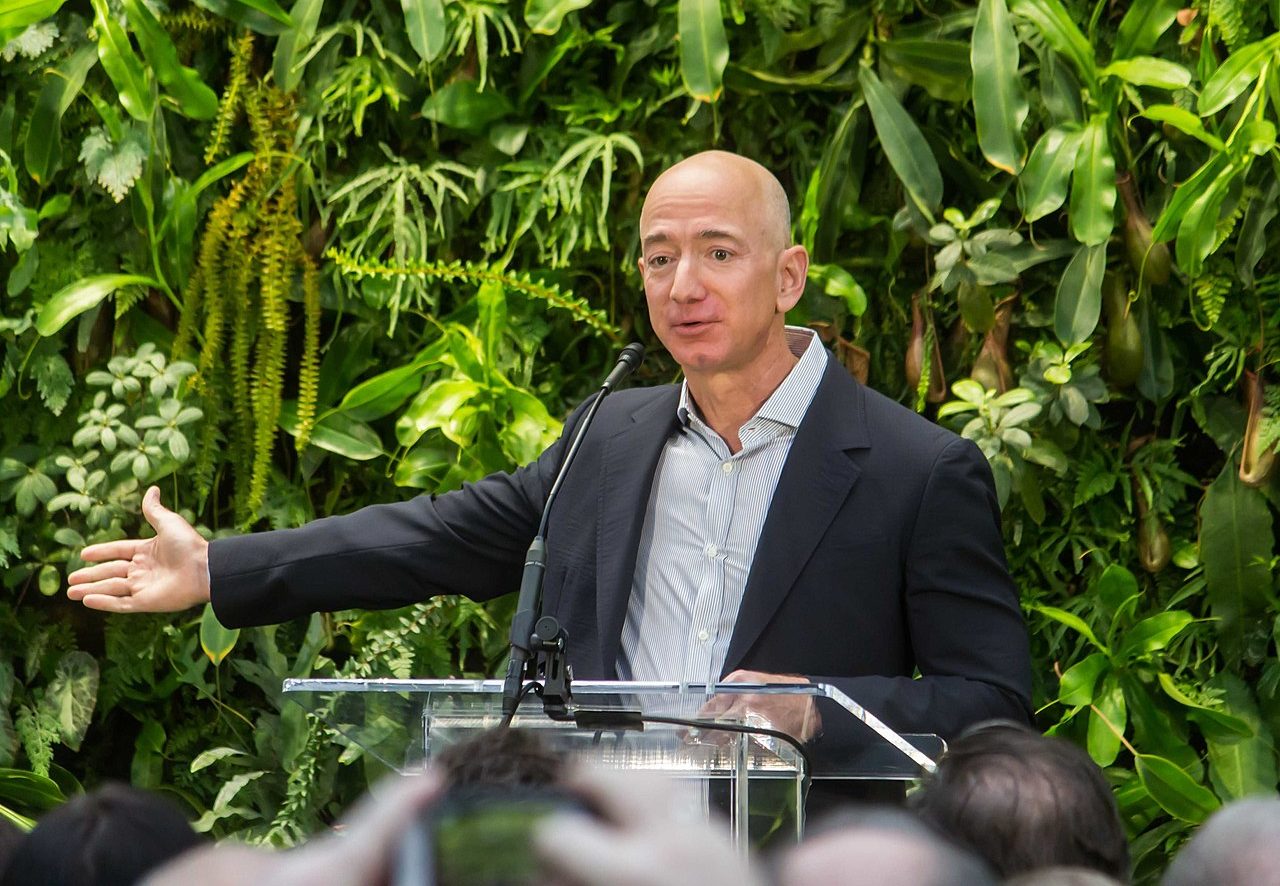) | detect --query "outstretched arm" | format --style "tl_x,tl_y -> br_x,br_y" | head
66,486 -> 210,613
